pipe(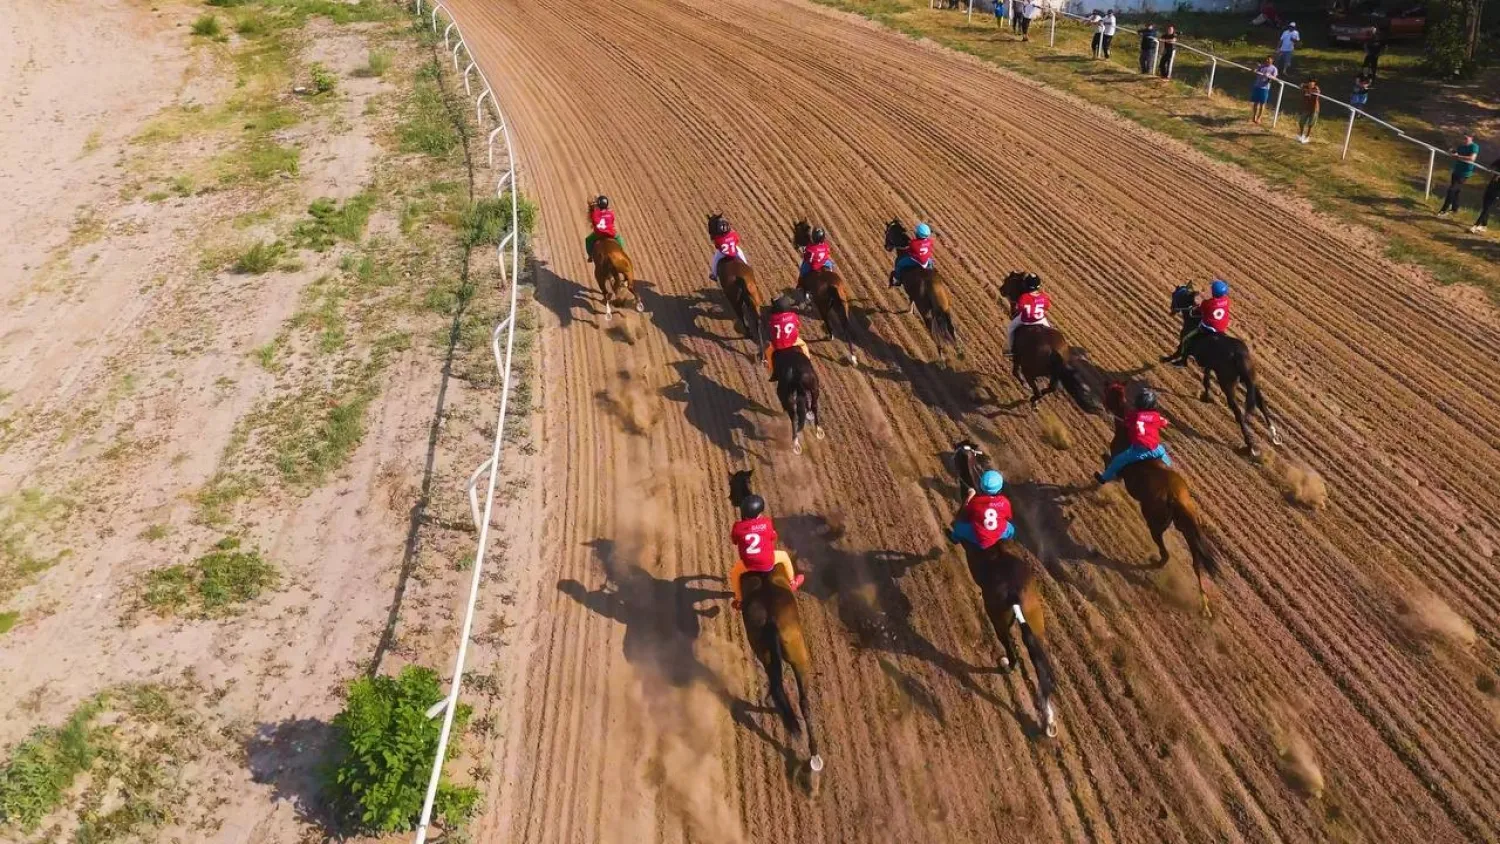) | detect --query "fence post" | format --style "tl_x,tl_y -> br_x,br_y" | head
1206,57 -> 1217,95
1150,38 -> 1158,74
1049,11 -> 1056,46
1341,110 -> 1356,160
1425,149 -> 1436,199
1271,83 -> 1285,128
967,0 -> 974,24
